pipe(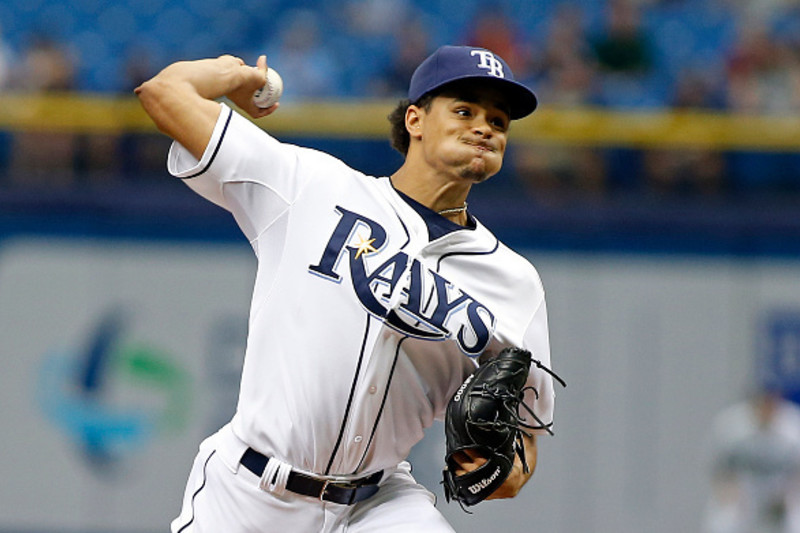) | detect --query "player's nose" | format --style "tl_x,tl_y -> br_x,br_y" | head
471,120 -> 491,138
470,112 -> 495,138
